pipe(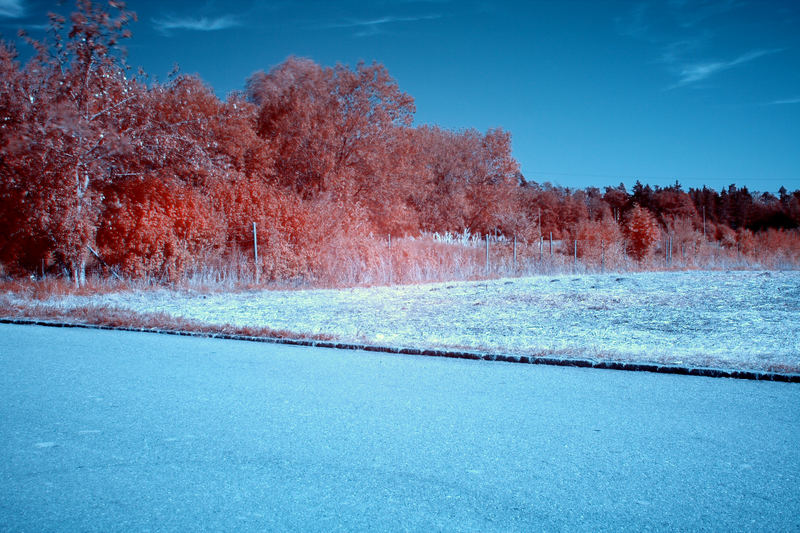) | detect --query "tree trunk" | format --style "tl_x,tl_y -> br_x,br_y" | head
72,257 -> 86,287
